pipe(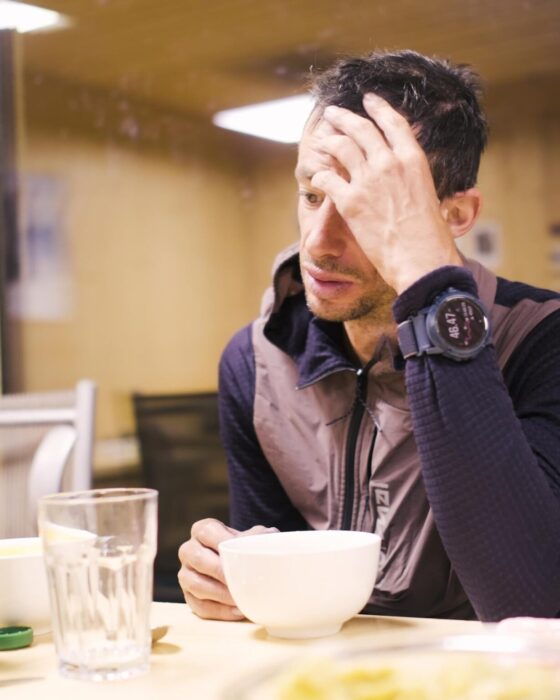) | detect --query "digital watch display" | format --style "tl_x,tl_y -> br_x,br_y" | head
398,289 -> 491,362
